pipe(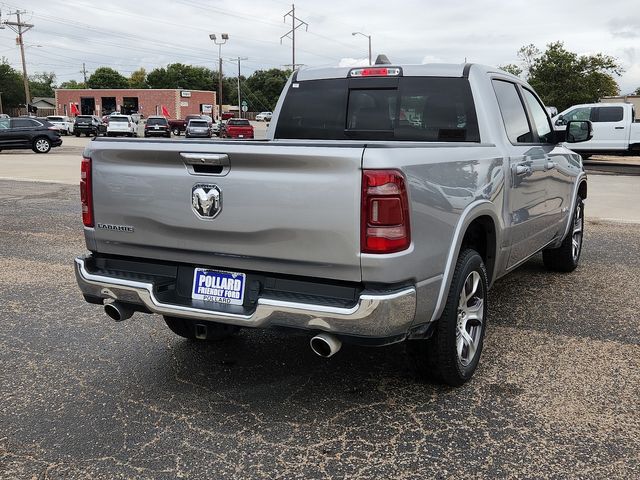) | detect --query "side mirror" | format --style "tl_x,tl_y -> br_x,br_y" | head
565,120 -> 593,143
555,116 -> 566,126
